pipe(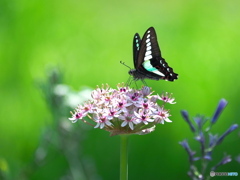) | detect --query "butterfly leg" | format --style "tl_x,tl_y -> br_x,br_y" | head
134,80 -> 139,89
141,80 -> 148,87
126,76 -> 132,86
